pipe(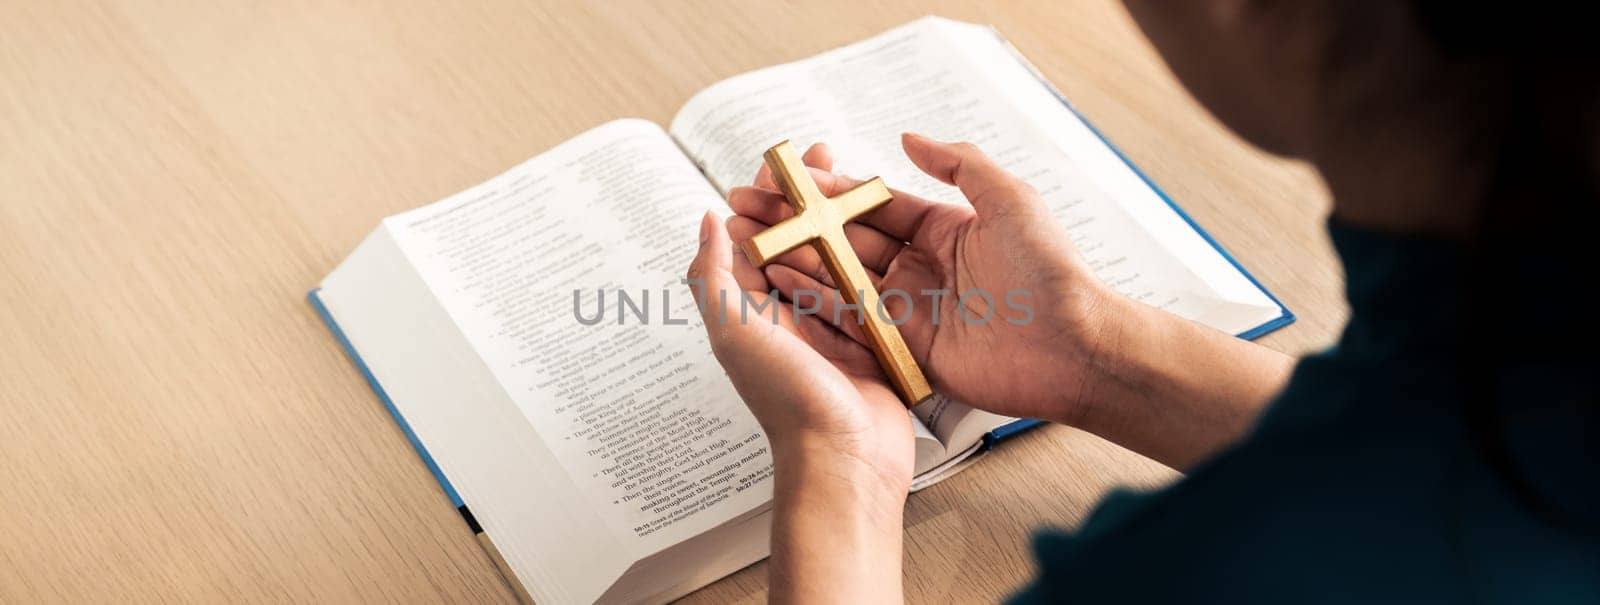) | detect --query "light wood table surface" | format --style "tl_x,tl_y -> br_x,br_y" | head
0,1 -> 1346,602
